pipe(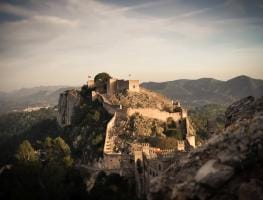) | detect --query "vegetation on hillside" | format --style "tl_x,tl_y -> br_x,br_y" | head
0,138 -> 87,200
89,171 -> 136,200
0,108 -> 60,166
189,104 -> 226,143
0,108 -> 57,138
94,72 -> 112,84
0,79 -> 135,200
64,86 -> 113,162
0,72 -> 236,200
